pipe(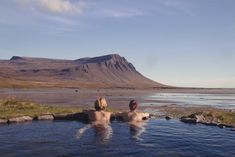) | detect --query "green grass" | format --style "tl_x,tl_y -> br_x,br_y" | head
205,111 -> 235,126
0,99 -> 122,120
0,99 -> 82,119
161,106 -> 235,126
190,111 -> 235,126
